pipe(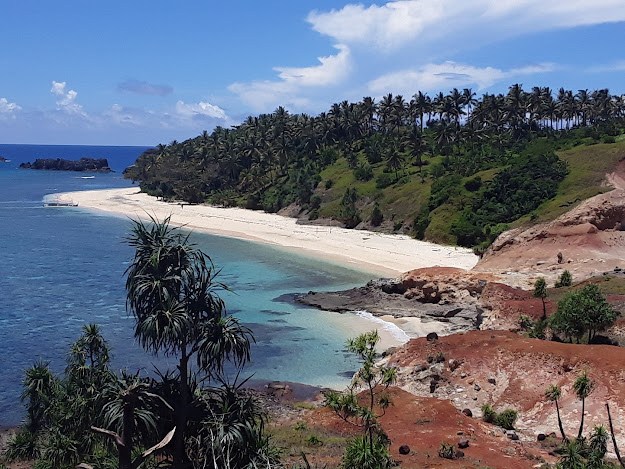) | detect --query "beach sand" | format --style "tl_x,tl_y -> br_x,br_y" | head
59,187 -> 479,349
